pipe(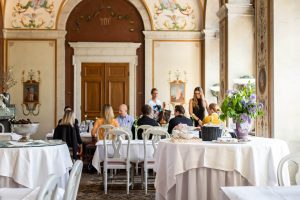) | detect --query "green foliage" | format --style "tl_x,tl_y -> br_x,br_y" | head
219,83 -> 264,122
